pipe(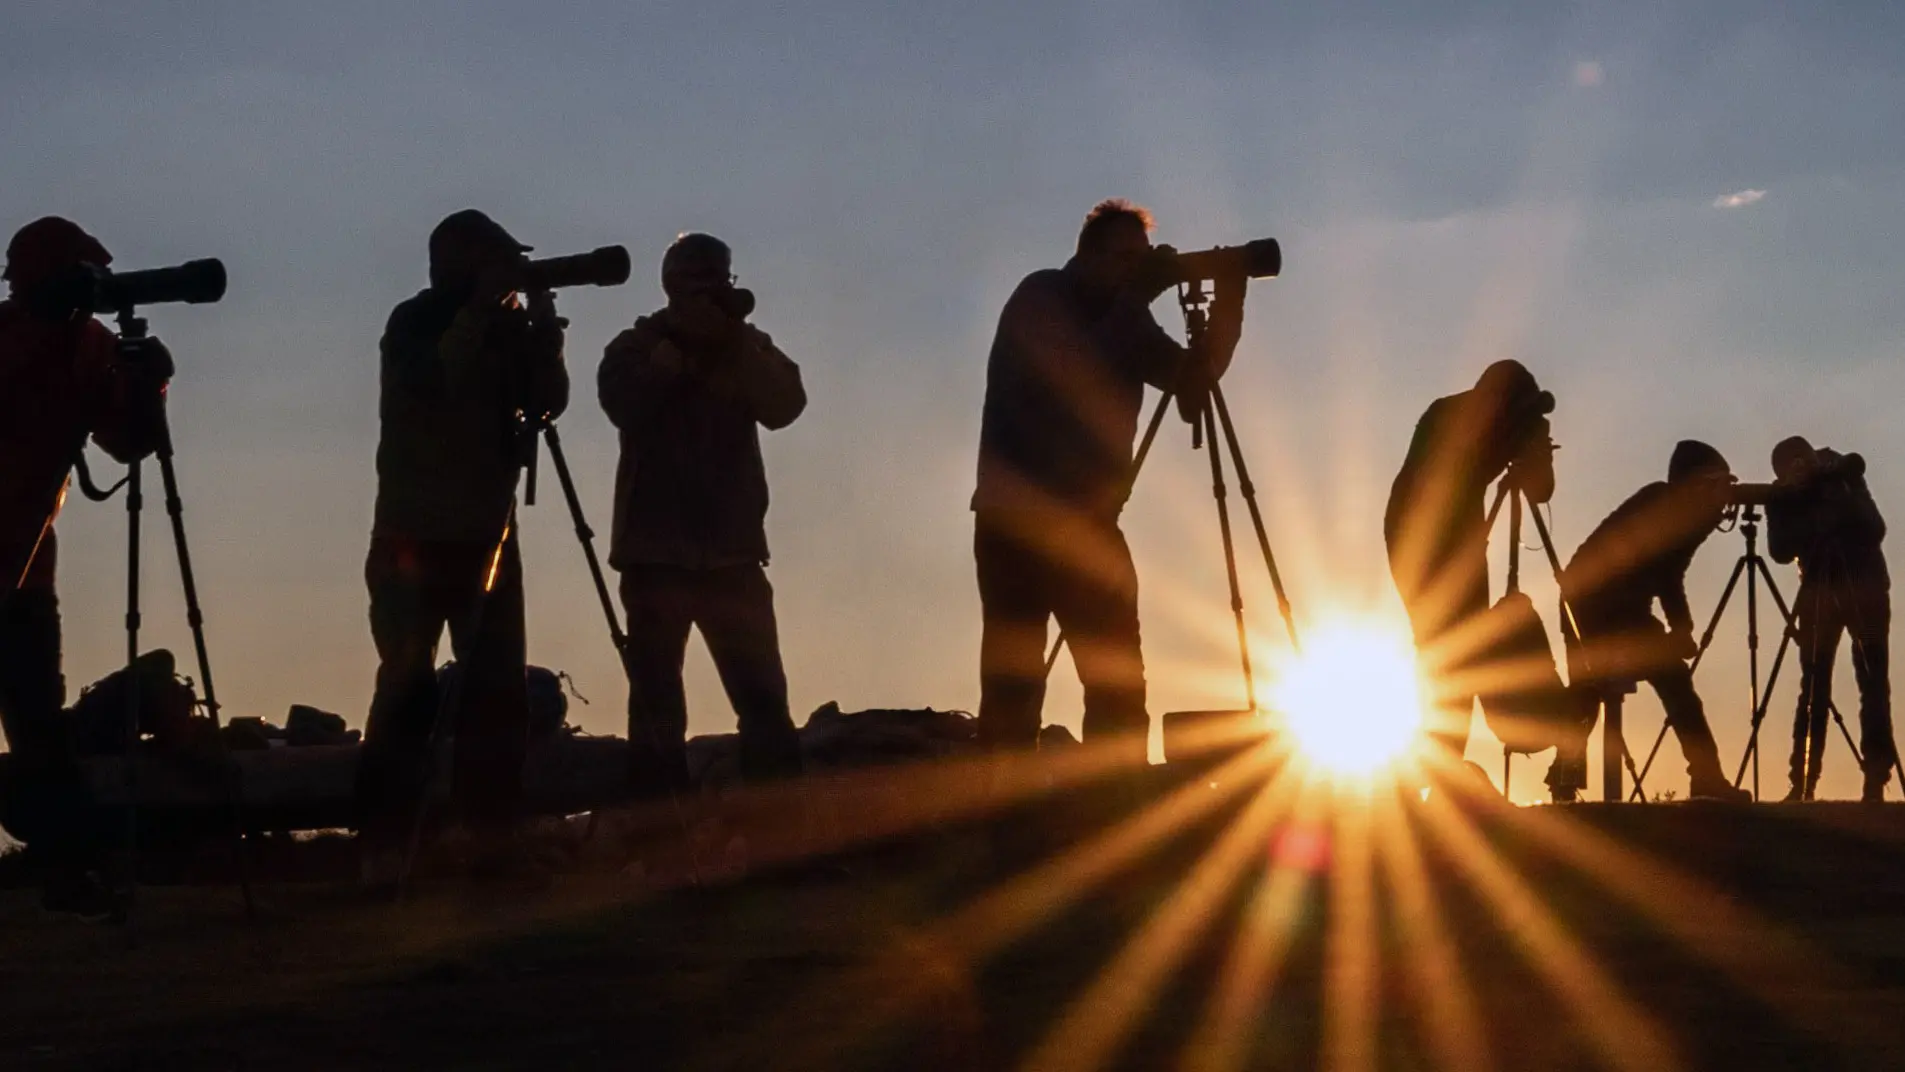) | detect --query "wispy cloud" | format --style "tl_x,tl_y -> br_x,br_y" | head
1713,189 -> 1766,209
